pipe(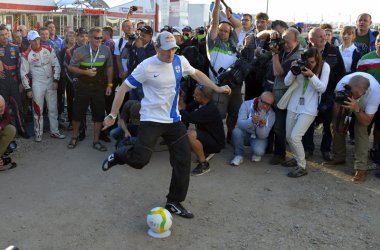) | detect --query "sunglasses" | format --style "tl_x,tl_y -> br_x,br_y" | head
241,19 -> 250,22
93,36 -> 103,40
260,98 -> 273,107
